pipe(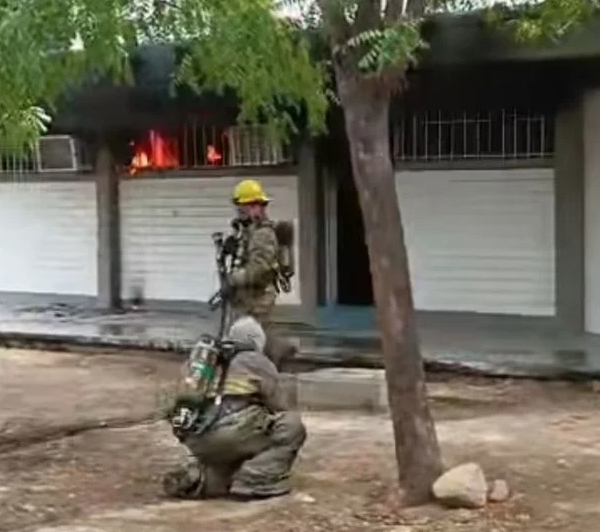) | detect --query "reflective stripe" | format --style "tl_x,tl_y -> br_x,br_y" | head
224,378 -> 259,395
207,377 -> 259,397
